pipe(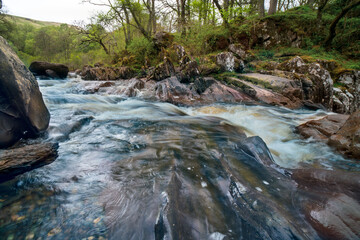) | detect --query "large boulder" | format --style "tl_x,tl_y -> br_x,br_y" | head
0,36 -> 50,148
278,56 -> 333,110
148,57 -> 176,81
29,61 -> 69,79
216,52 -> 244,72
